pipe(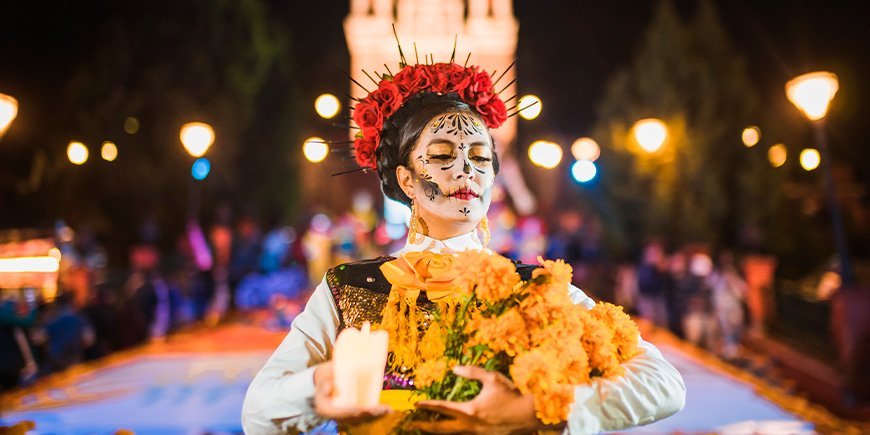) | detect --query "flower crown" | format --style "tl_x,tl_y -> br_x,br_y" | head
351,62 -> 509,171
